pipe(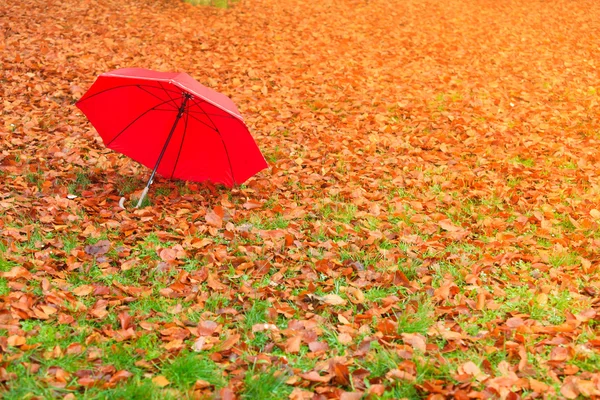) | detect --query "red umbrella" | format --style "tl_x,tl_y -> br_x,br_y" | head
76,68 -> 267,207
